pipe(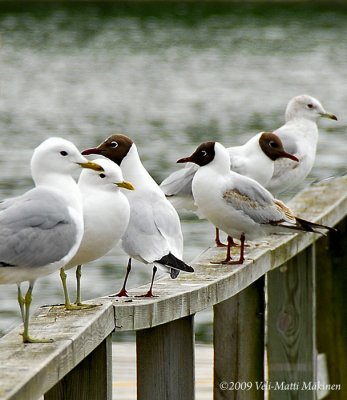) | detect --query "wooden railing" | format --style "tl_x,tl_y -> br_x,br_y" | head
0,175 -> 346,400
